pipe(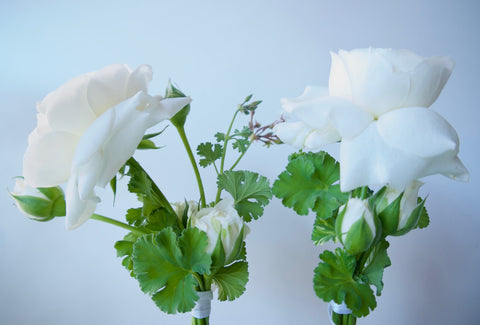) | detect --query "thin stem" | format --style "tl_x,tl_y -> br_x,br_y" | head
175,126 -> 207,208
192,273 -> 206,291
228,139 -> 253,171
215,109 -> 240,203
127,157 -> 177,216
91,214 -> 148,235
